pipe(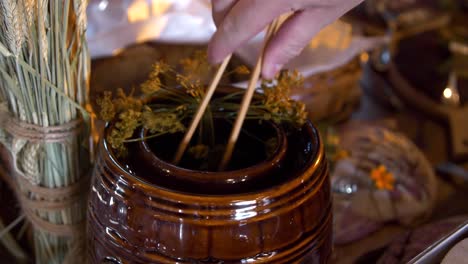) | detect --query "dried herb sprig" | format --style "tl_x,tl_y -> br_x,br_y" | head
261,70 -> 307,127
97,51 -> 308,156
